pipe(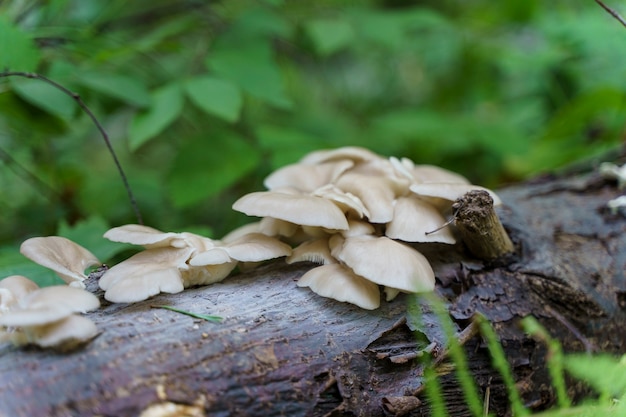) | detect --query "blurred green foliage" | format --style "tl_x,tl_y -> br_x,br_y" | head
0,0 -> 625,255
